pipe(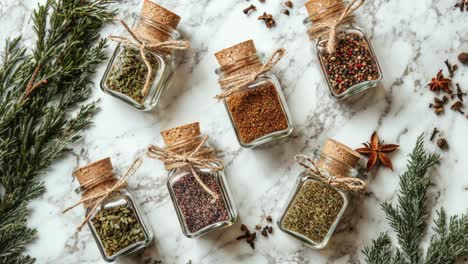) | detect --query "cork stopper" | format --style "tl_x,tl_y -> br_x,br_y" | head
215,40 -> 262,76
305,0 -> 341,16
161,122 -> 201,146
319,138 -> 360,178
73,158 -> 117,207
135,0 -> 181,43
